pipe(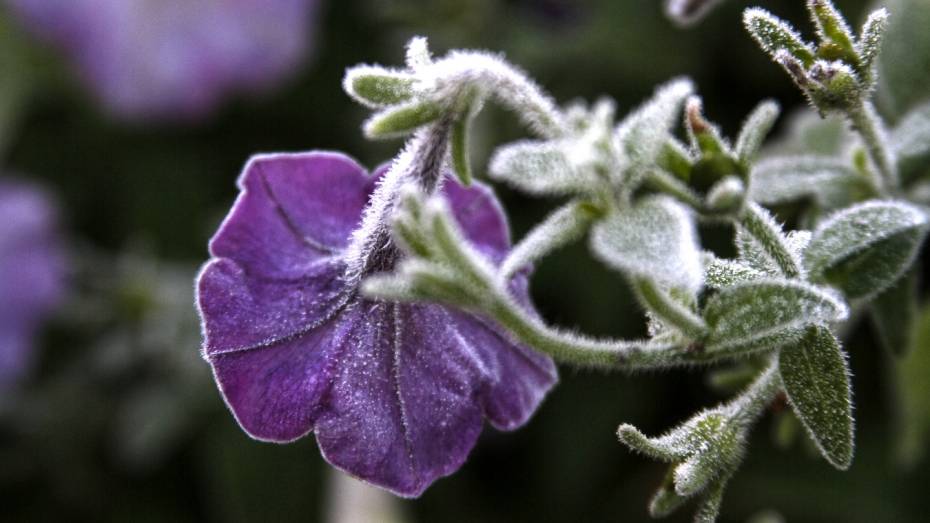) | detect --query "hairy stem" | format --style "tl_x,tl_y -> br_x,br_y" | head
634,277 -> 708,340
728,358 -> 782,426
847,100 -> 897,195
737,202 -> 802,278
